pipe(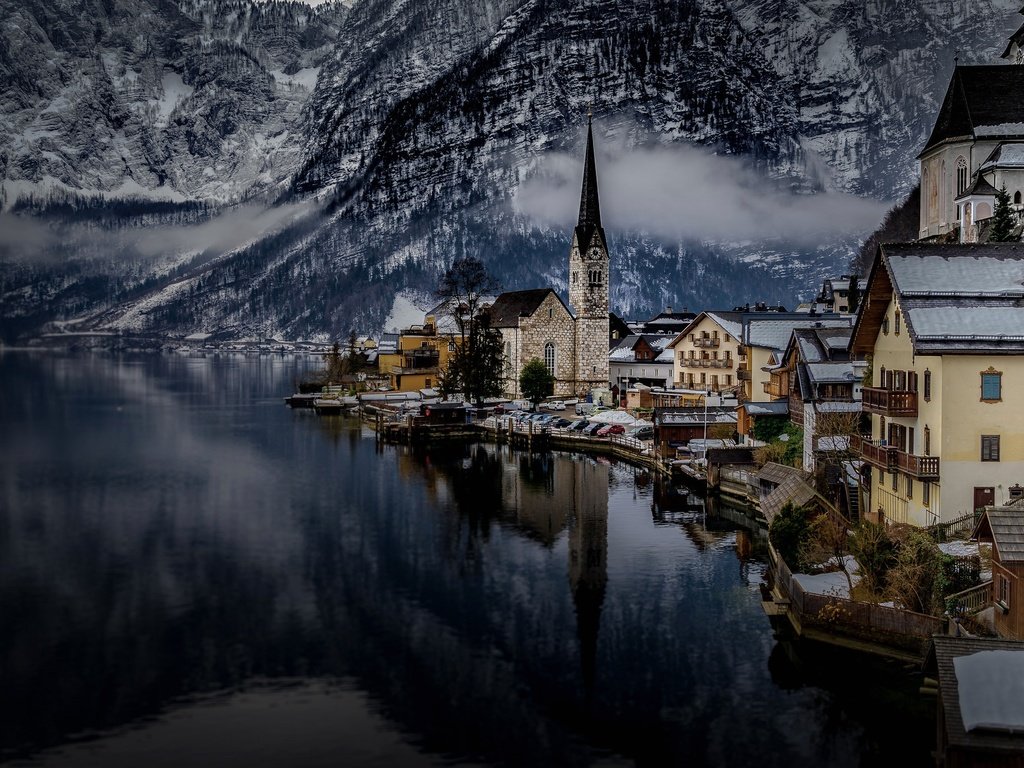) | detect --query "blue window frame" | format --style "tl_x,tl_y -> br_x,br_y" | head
981,371 -> 1002,401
